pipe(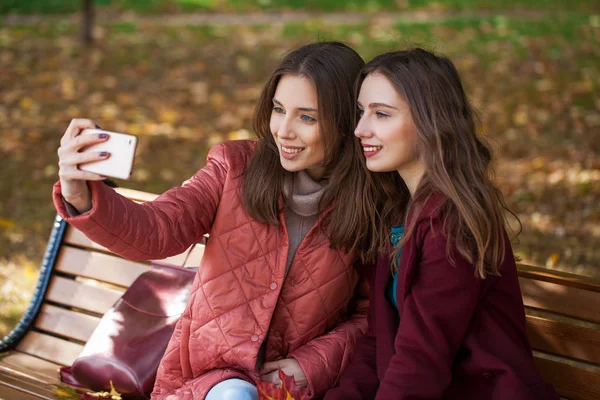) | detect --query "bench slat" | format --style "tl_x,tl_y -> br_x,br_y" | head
64,227 -> 199,268
184,243 -> 205,268
46,276 -> 123,315
0,374 -> 54,400
518,264 -> 600,293
158,249 -> 193,267
35,304 -> 101,343
519,277 -> 600,324
526,315 -> 600,365
16,332 -> 83,367
114,187 -> 160,202
0,351 -> 61,384
534,356 -> 600,400
55,246 -> 149,288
